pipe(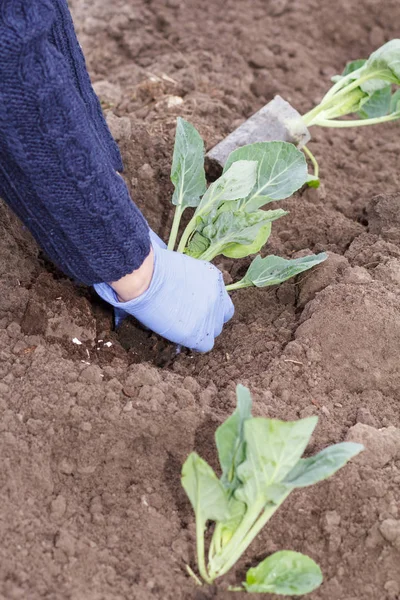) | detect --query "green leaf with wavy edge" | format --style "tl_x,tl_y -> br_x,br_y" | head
235,253 -> 327,289
223,142 -> 308,209
185,231 -> 210,258
245,195 -> 278,212
283,442 -> 364,487
182,453 -> 230,524
390,88 -> 400,112
222,222 -> 272,259
197,160 -> 258,216
235,416 -> 318,507
216,384 -> 252,493
202,209 -> 287,261
358,86 -> 392,118
359,39 -> 400,93
340,58 -> 367,77
244,550 -> 323,595
170,118 -> 207,209
186,209 -> 286,261
201,208 -> 285,246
